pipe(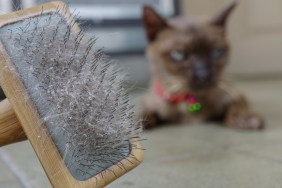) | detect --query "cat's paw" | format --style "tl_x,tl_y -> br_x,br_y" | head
140,111 -> 160,130
226,114 -> 265,130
